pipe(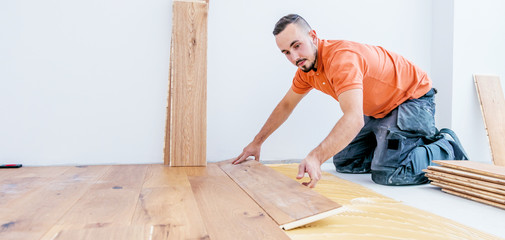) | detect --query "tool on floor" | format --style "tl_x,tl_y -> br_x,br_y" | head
0,164 -> 22,168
